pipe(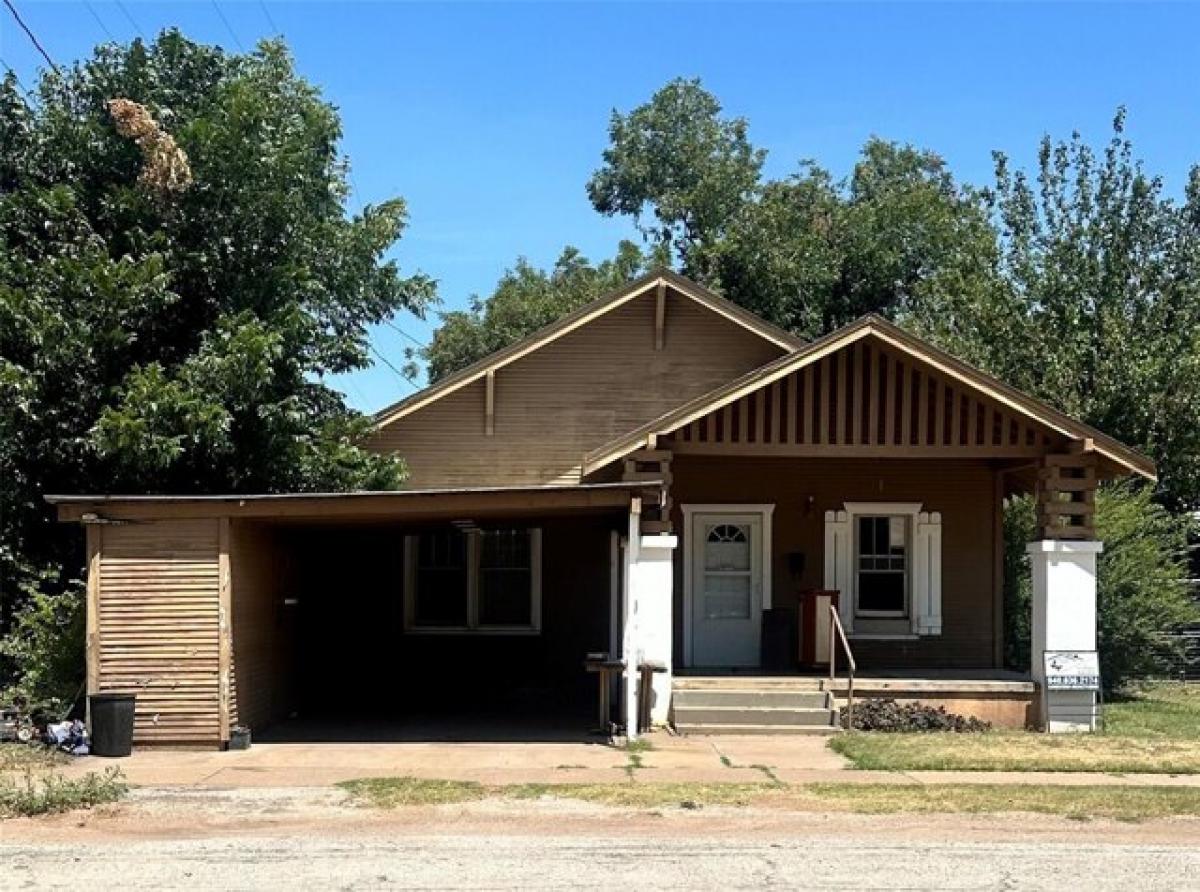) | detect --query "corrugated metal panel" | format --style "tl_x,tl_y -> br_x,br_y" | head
96,520 -> 221,745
